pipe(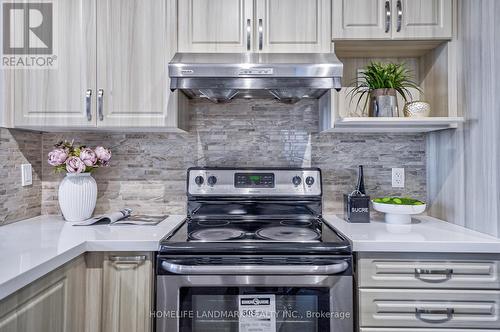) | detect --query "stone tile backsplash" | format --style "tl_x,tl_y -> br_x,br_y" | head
41,99 -> 426,216
0,129 -> 42,224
